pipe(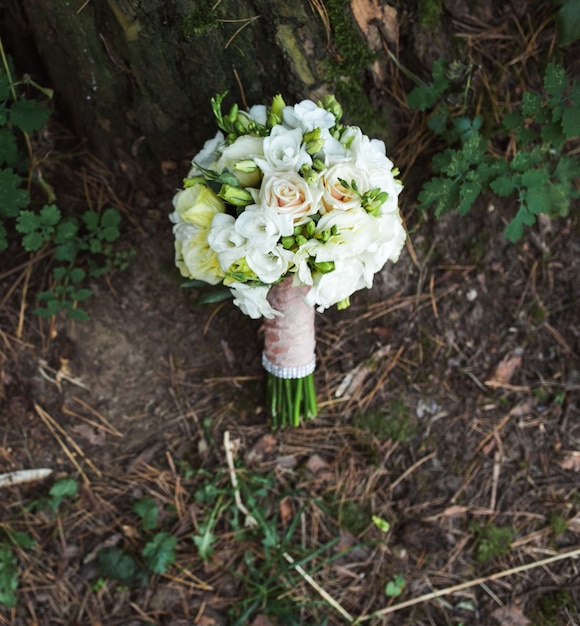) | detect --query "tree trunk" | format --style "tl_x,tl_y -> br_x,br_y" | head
10,0 -> 390,171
